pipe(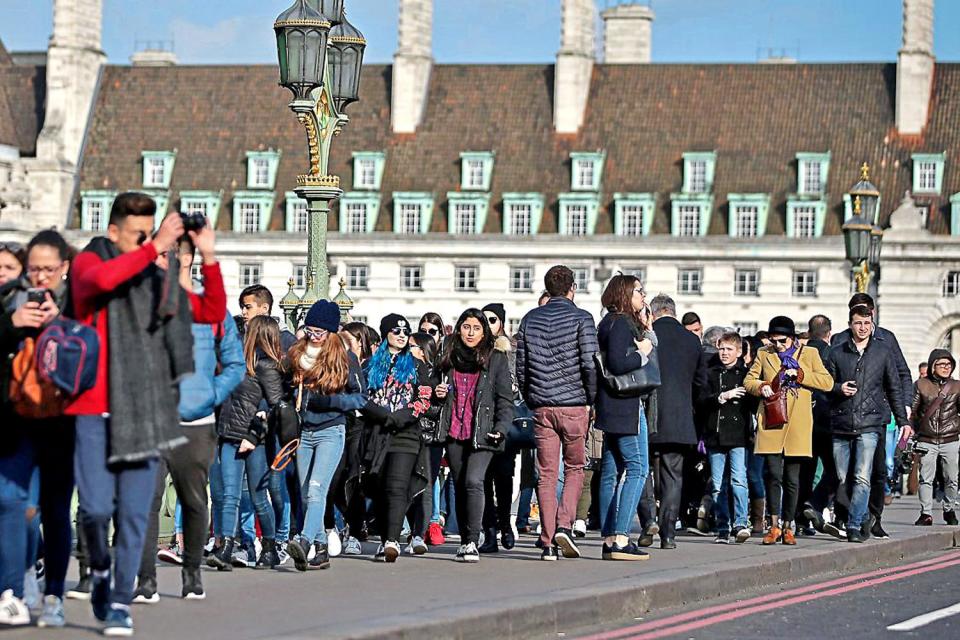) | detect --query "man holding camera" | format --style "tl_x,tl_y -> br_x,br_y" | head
67,193 -> 197,634
825,305 -> 909,543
